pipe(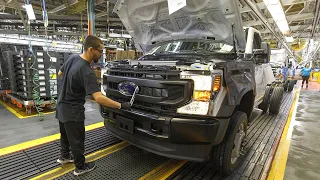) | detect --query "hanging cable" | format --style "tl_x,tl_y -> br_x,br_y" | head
27,20 -> 45,121
41,0 -> 57,109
